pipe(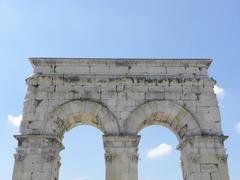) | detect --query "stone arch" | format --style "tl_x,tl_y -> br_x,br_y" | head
13,59 -> 230,180
126,100 -> 201,140
45,99 -> 120,139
